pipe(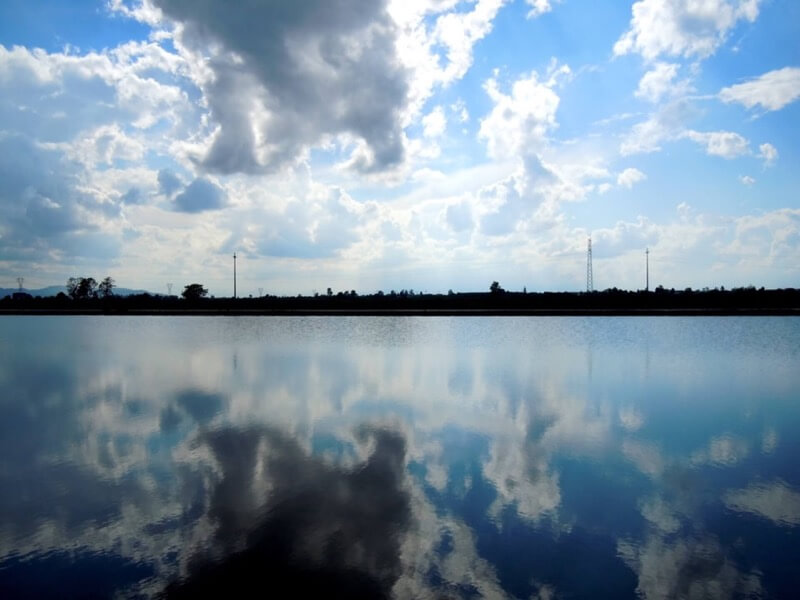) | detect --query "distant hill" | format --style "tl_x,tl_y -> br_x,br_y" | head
0,286 -> 152,298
